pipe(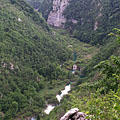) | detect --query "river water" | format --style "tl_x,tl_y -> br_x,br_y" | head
44,84 -> 71,114
44,104 -> 55,114
30,84 -> 72,119
44,52 -> 77,115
